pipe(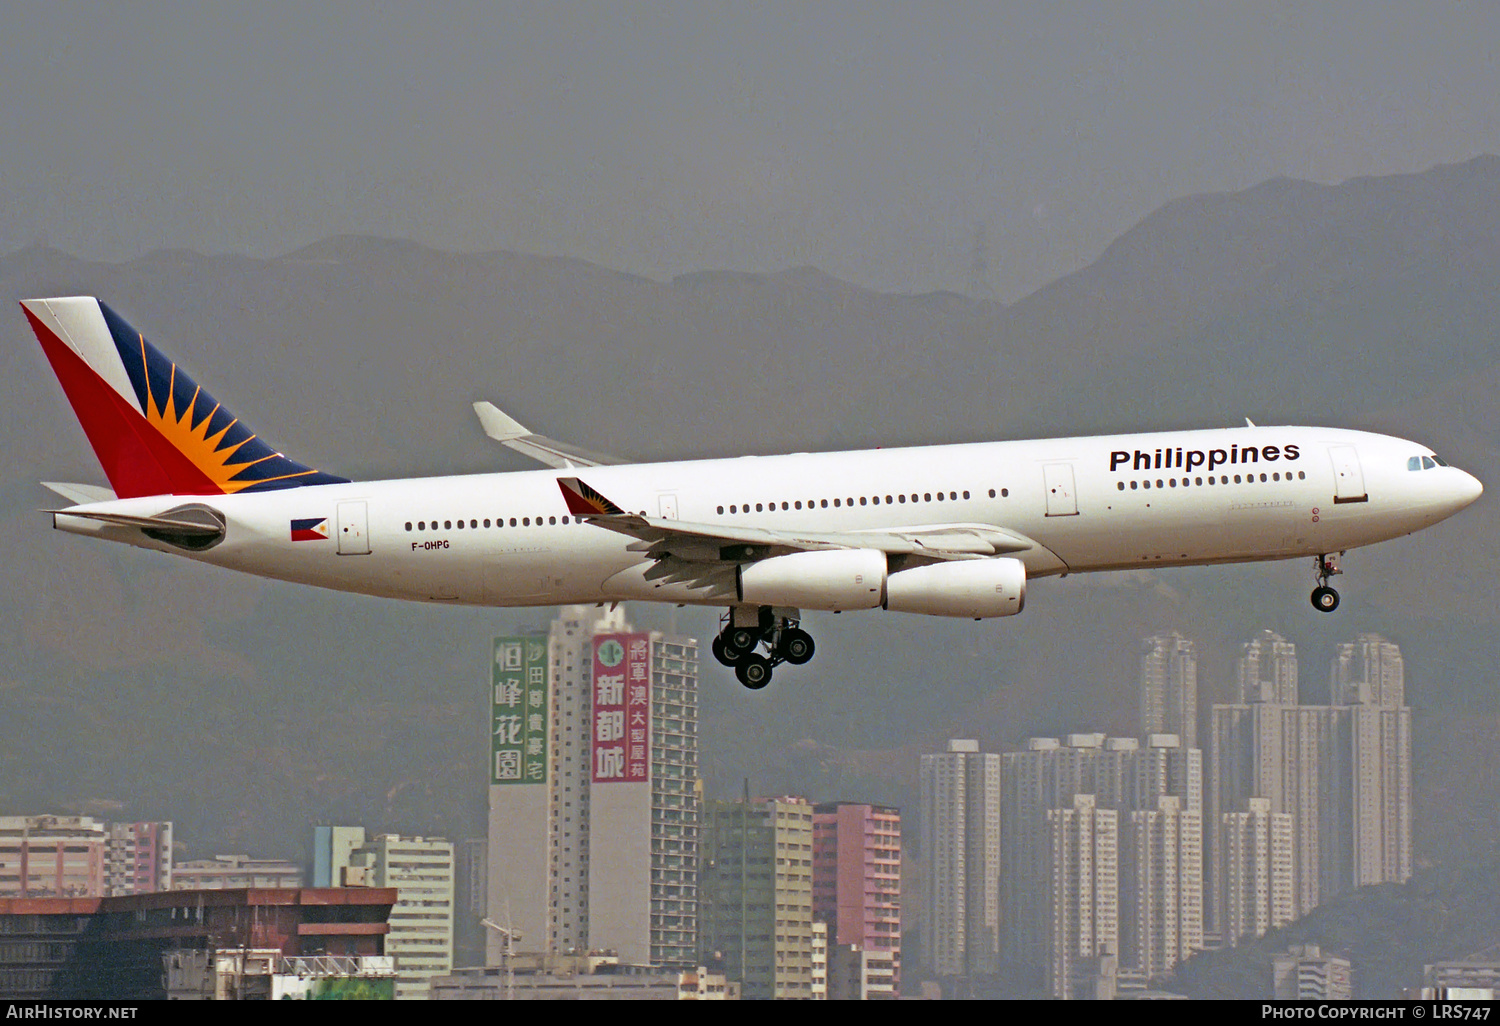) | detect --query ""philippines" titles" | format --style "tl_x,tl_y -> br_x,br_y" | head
1109,444 -> 1301,473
